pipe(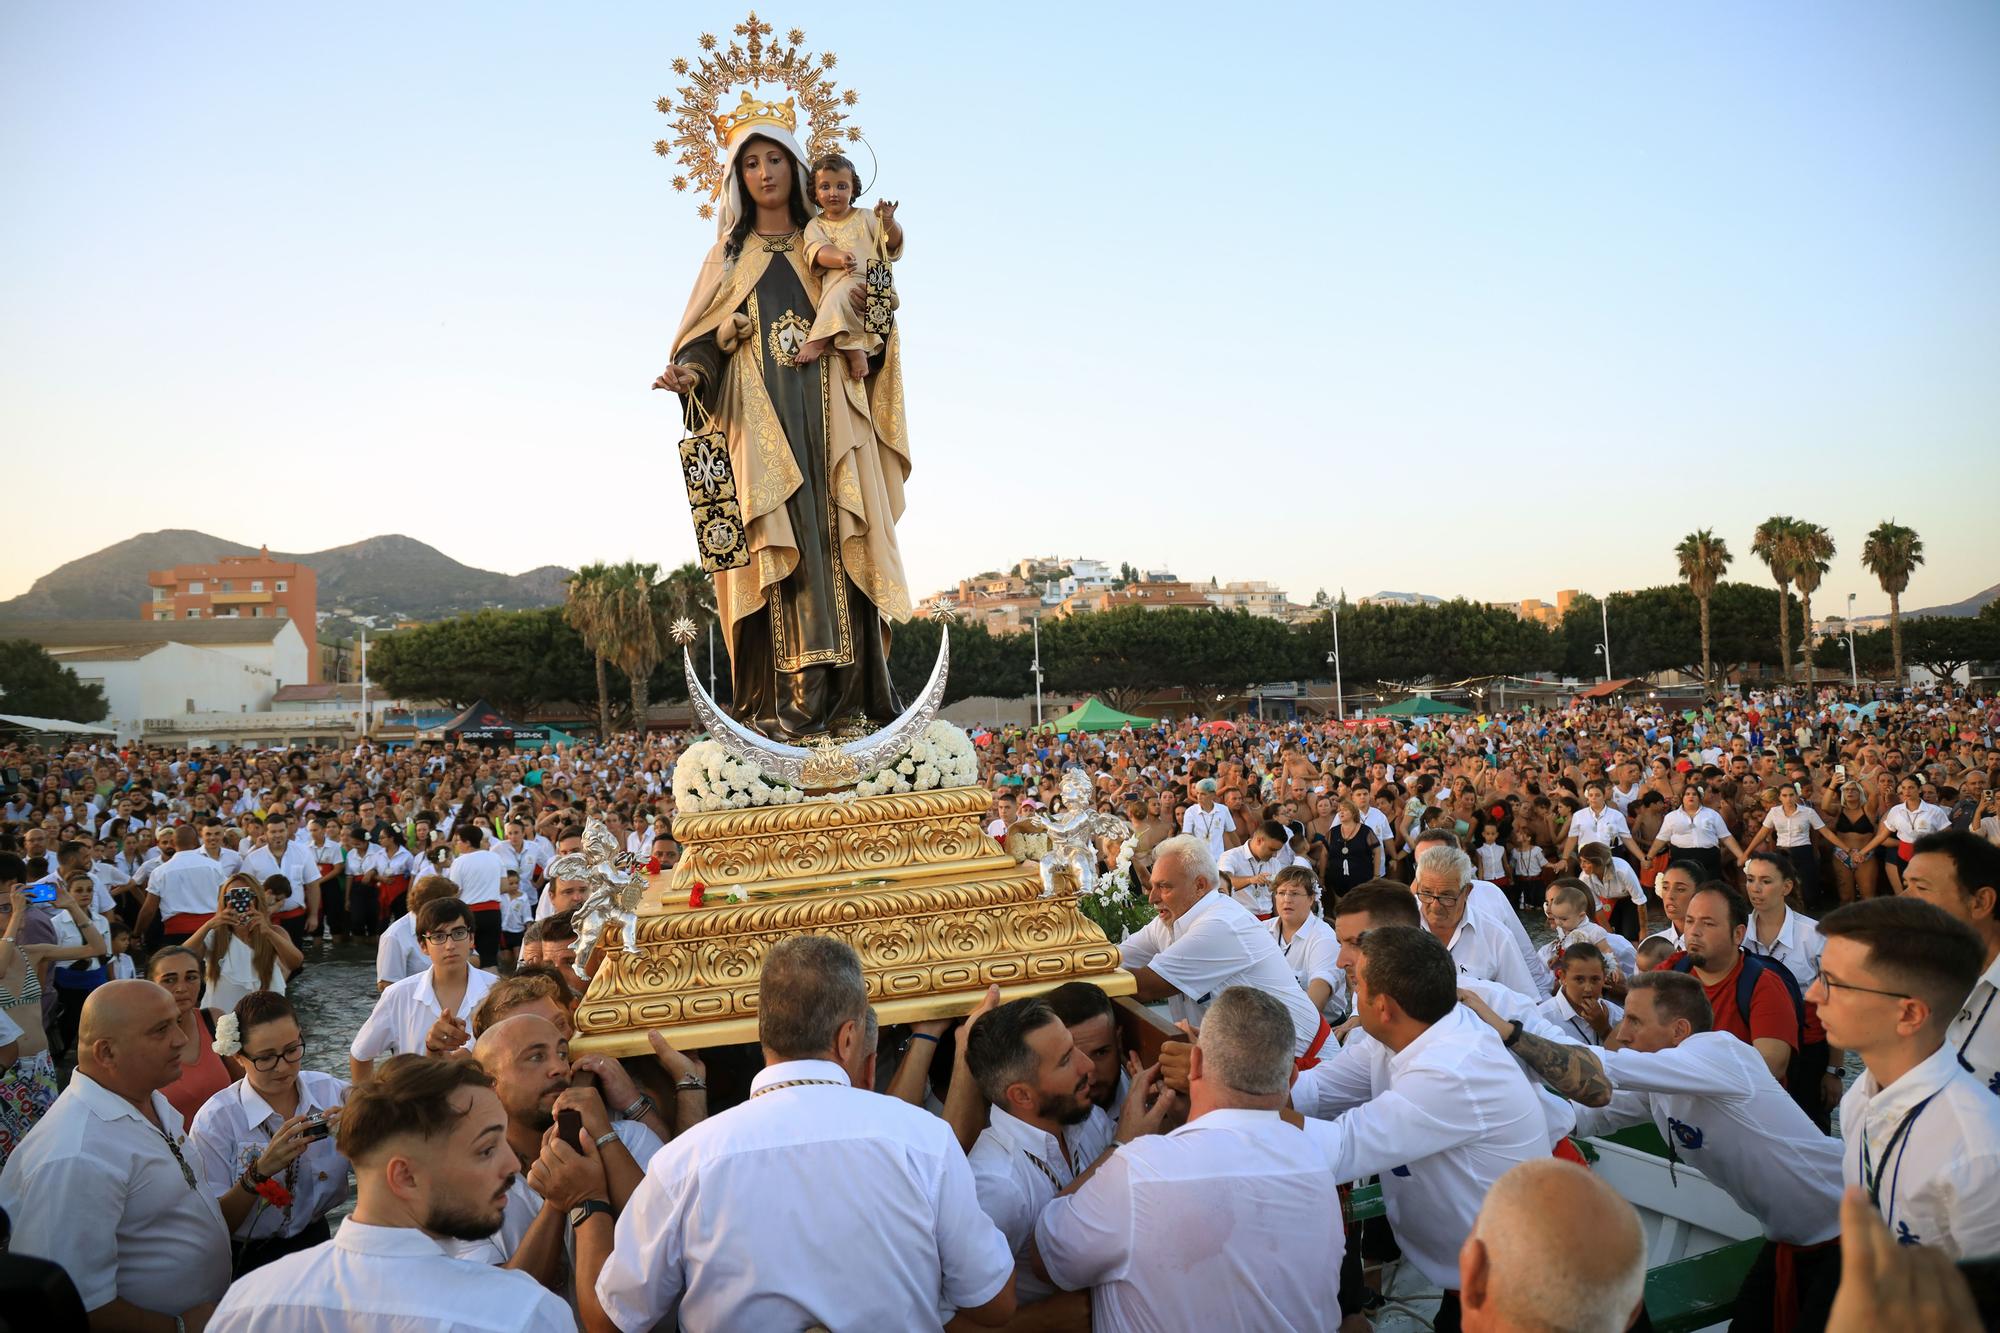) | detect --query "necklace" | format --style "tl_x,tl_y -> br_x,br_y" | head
750,1077 -> 844,1098
1861,1091 -> 1939,1231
